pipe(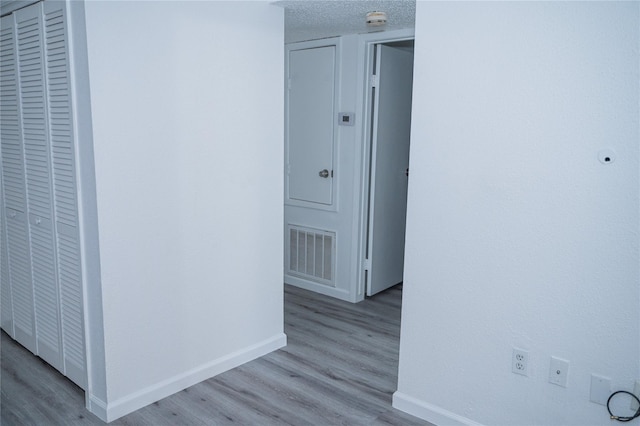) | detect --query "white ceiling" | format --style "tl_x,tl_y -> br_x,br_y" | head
273,0 -> 416,44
